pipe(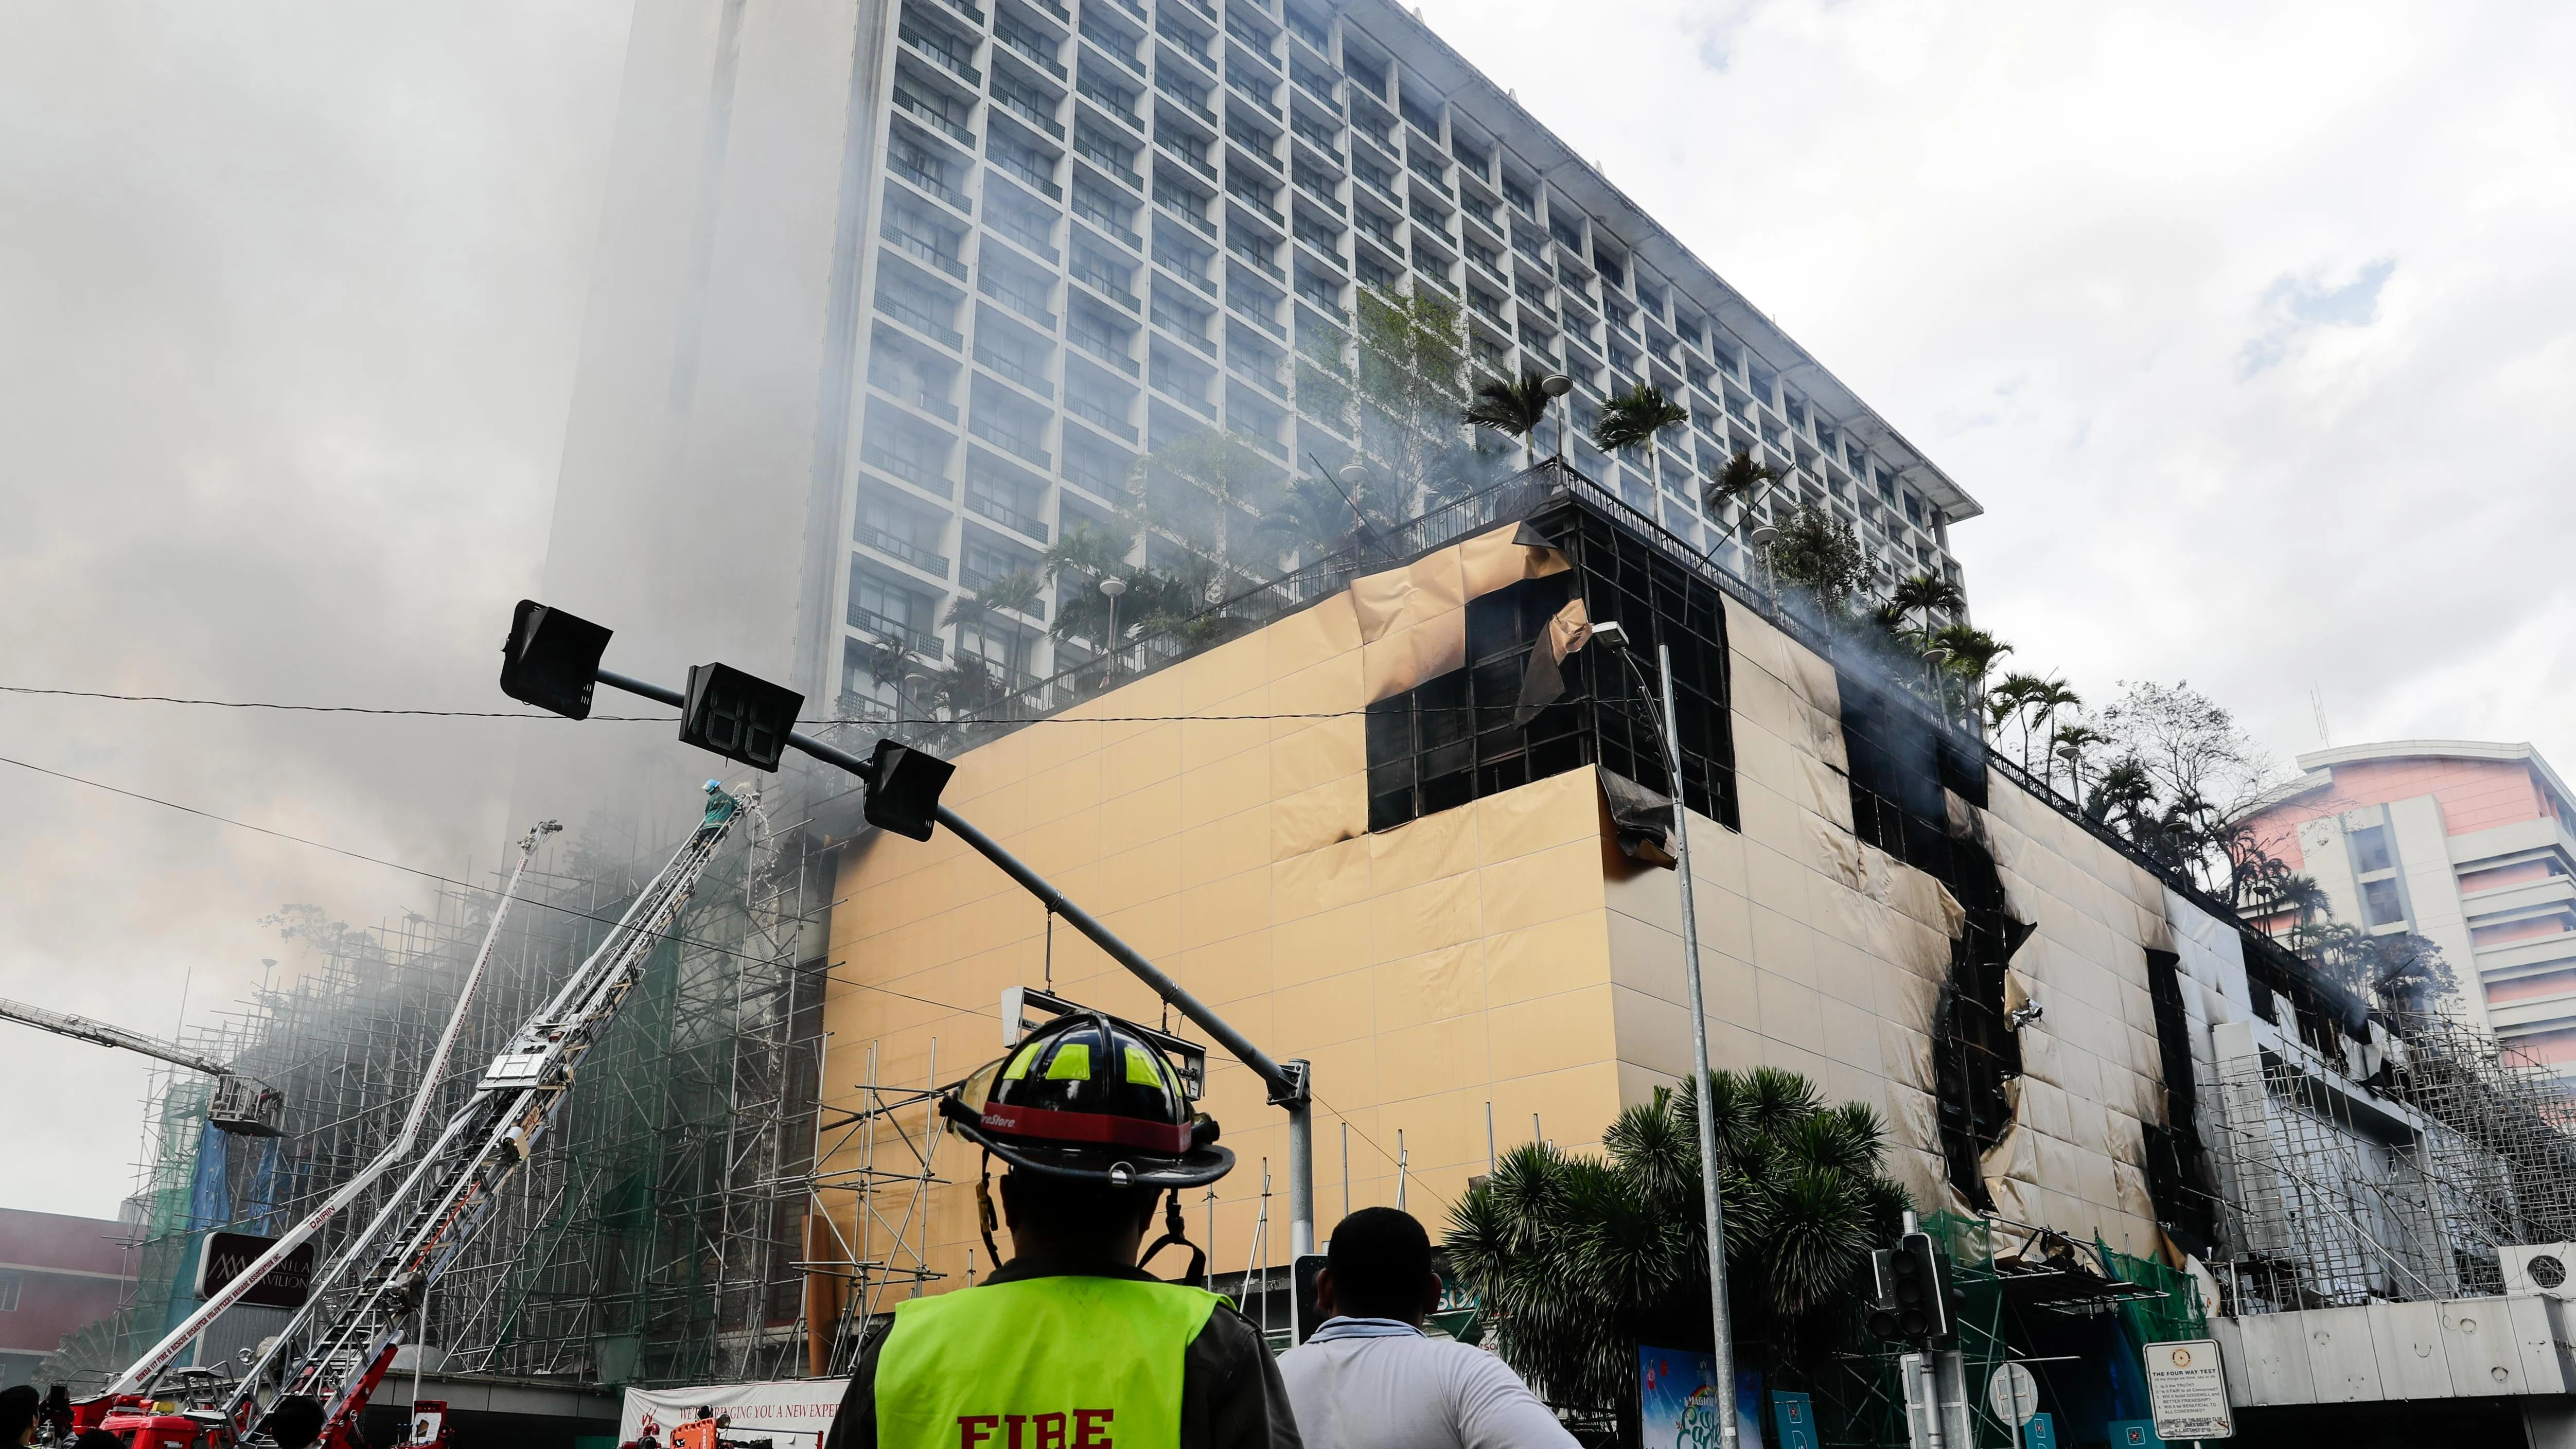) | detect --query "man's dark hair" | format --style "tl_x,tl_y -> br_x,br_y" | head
264,1394 -> 327,1449
1000,1170 -> 1156,1246
0,1386 -> 41,1448
1326,1207 -> 1434,1320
